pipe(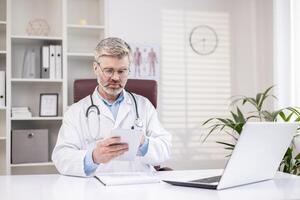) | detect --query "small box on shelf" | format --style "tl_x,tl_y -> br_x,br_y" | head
11,129 -> 49,164
11,120 -> 61,167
